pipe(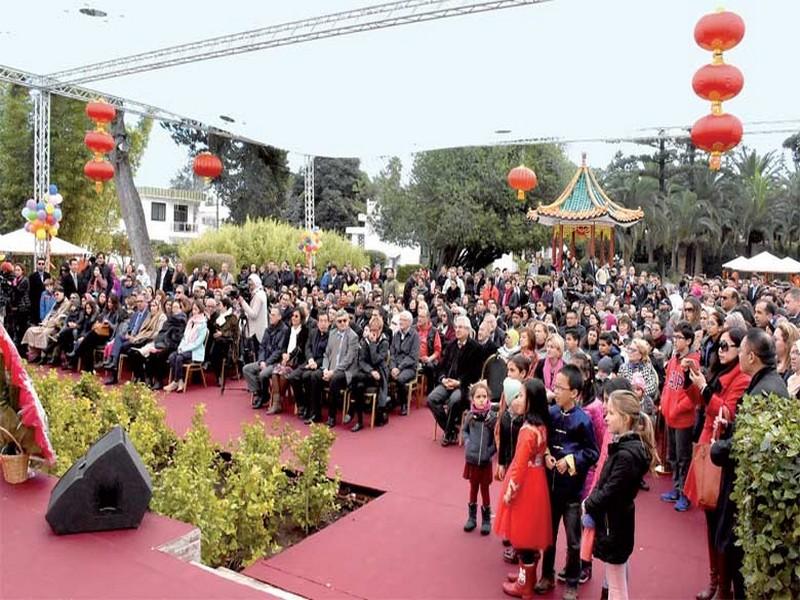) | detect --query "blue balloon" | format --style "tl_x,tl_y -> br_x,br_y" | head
54,208 -> 62,221
36,203 -> 44,211
49,184 -> 58,194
